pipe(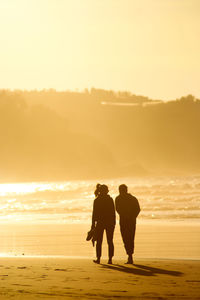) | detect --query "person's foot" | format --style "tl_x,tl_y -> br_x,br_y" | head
108,258 -> 112,264
93,259 -> 100,264
125,255 -> 133,264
